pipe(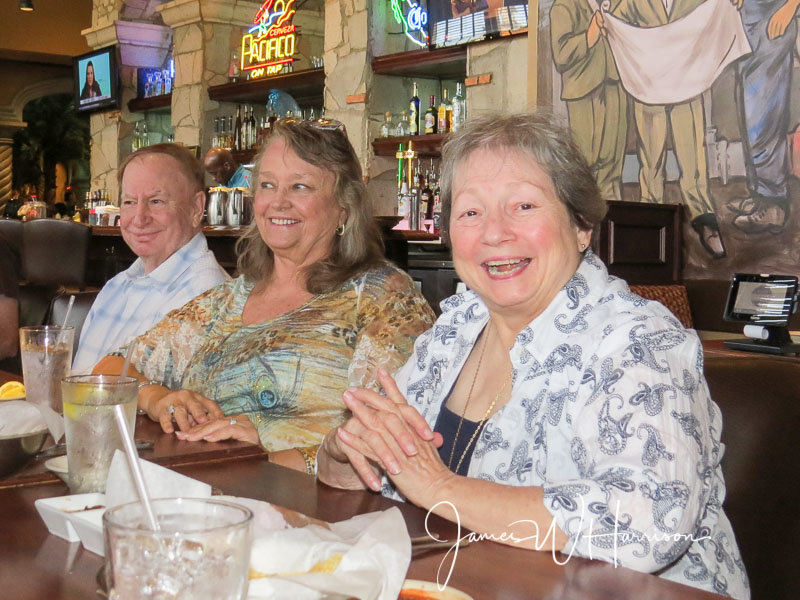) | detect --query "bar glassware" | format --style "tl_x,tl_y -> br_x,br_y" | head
104,498 -> 253,600
19,326 -> 73,414
62,375 -> 137,493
